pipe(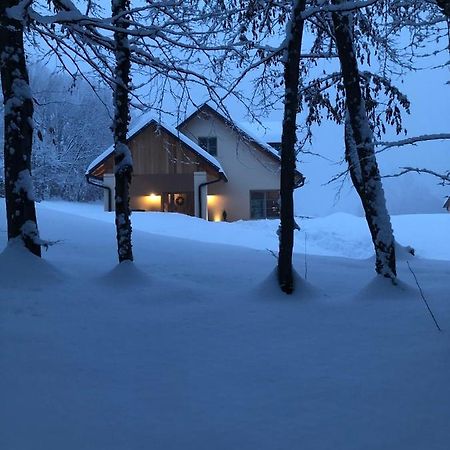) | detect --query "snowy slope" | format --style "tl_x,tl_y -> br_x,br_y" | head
1,200 -> 449,450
